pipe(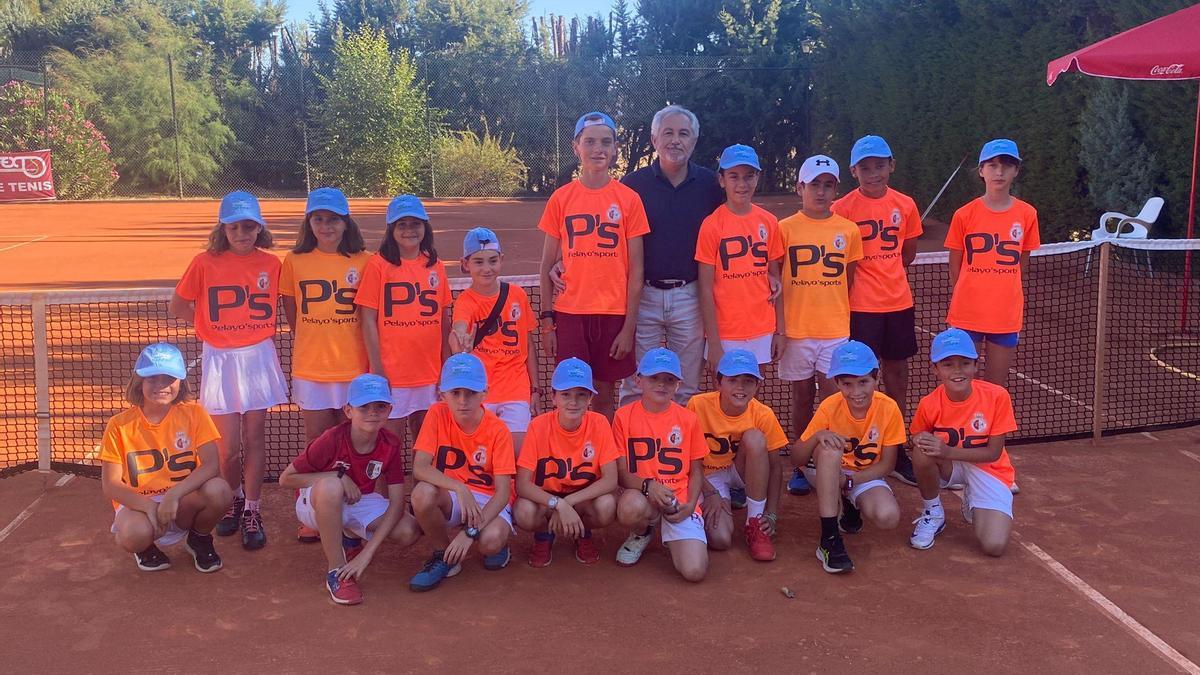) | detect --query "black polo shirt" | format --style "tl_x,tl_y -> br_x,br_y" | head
622,159 -> 725,283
